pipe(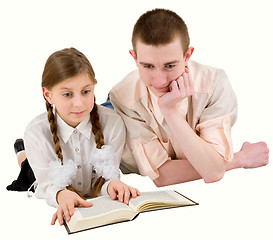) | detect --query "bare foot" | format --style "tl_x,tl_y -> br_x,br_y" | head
235,142 -> 269,169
